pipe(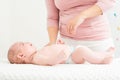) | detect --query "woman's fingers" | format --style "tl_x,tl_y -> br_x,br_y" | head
67,22 -> 77,34
67,15 -> 86,35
